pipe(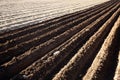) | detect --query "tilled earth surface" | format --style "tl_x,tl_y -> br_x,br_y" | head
0,0 -> 108,33
0,0 -> 120,80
